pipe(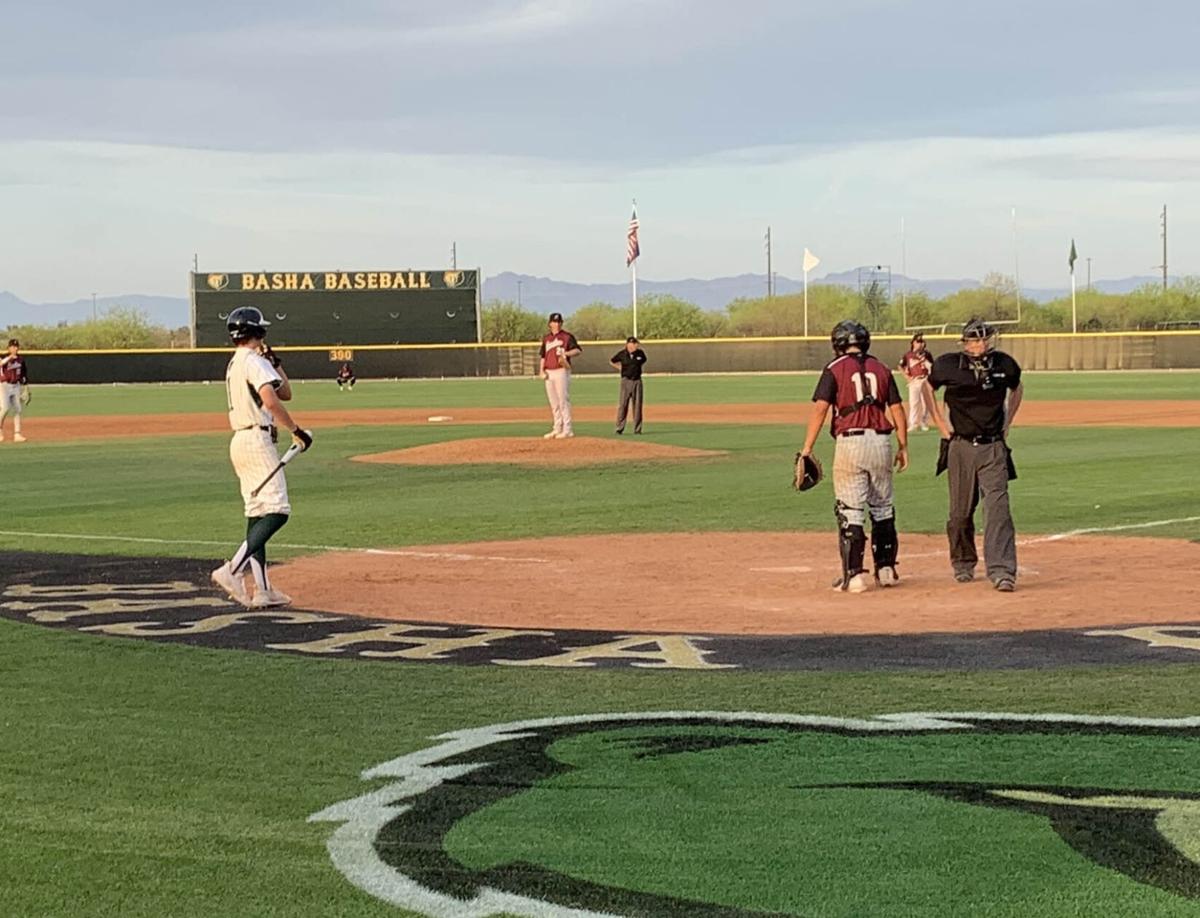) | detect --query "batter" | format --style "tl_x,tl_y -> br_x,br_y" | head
211,306 -> 313,608
798,320 -> 909,593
